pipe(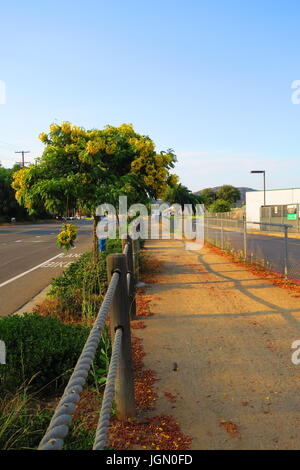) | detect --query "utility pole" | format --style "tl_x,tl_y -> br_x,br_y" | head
15,150 -> 30,167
